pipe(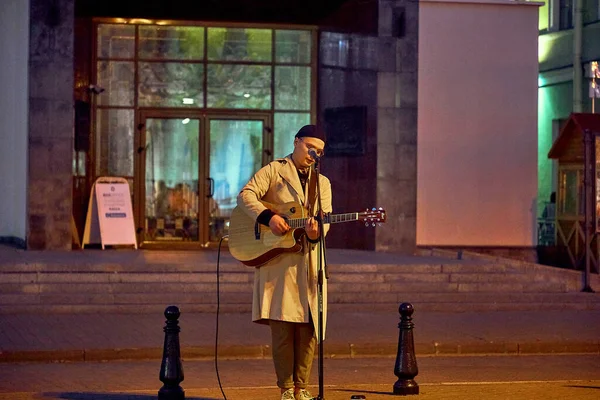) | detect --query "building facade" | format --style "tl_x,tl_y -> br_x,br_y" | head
1,0 -> 541,257
0,0 -> 419,252
537,0 -> 600,231
417,0 -> 540,251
